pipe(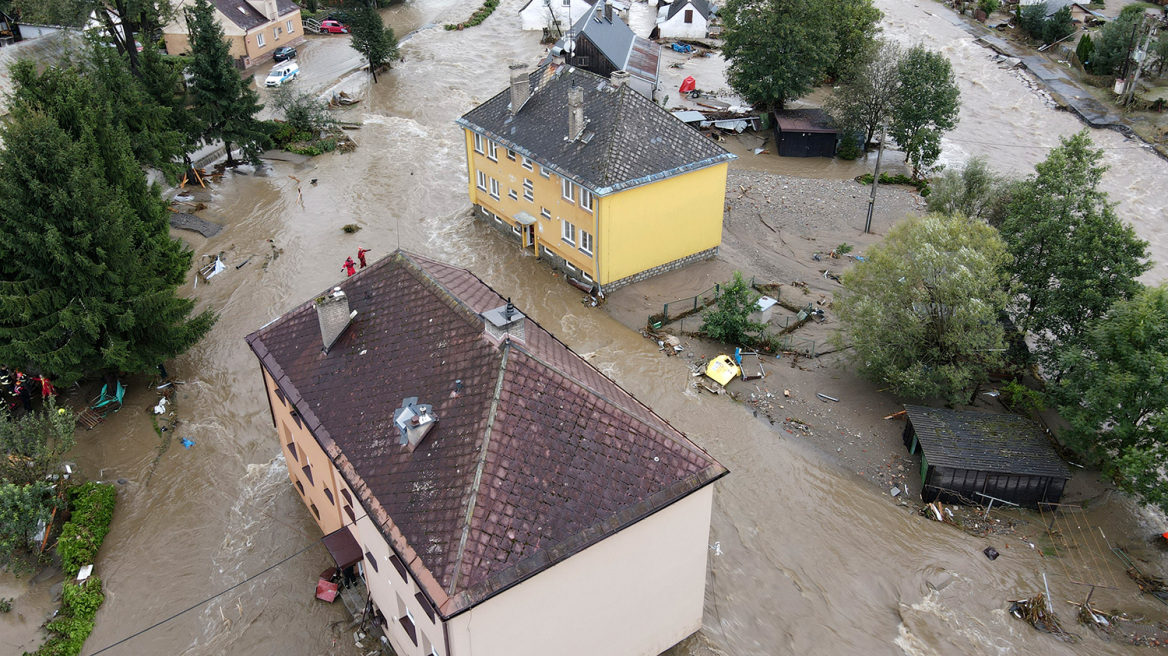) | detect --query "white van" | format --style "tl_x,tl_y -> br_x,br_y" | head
265,61 -> 300,87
